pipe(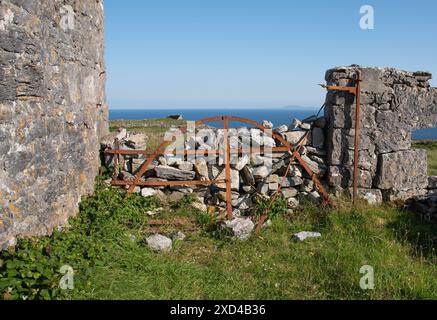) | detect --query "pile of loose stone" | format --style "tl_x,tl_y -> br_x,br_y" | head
101,115 -> 329,217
